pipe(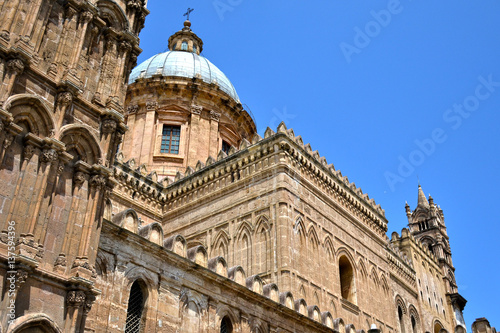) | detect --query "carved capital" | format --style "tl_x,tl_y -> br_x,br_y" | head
67,290 -> 86,307
102,118 -> 117,134
57,91 -> 73,108
146,100 -> 158,111
80,11 -> 93,24
7,59 -> 25,75
119,40 -> 132,53
40,148 -> 58,164
65,6 -> 77,21
127,0 -> 142,10
16,269 -> 29,287
127,104 -> 138,114
23,144 -> 35,161
89,174 -> 106,189
191,104 -> 202,115
210,110 -> 221,122
73,171 -> 87,187
3,133 -> 14,149
105,37 -> 118,51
